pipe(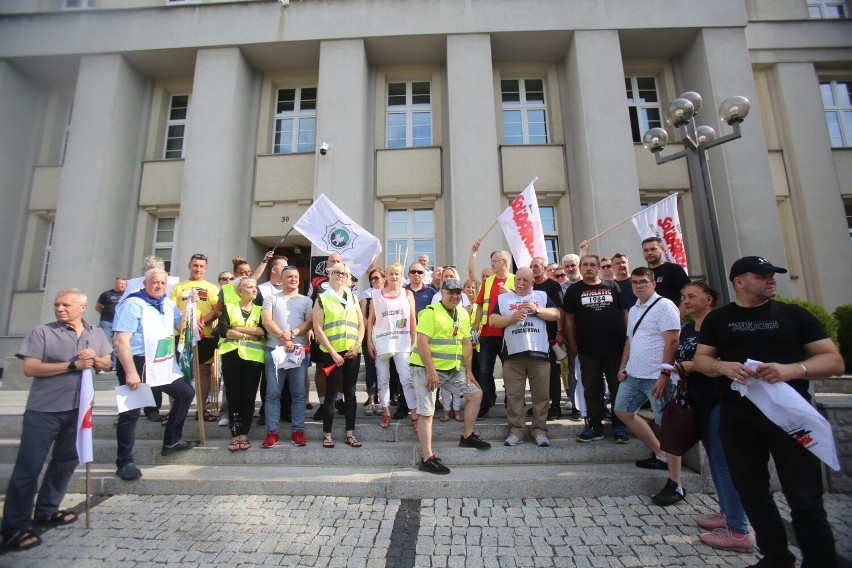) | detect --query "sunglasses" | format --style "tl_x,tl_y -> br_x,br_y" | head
409,270 -> 424,275
369,276 -> 382,281
219,276 -> 235,282
555,274 -> 567,278
601,265 -> 612,269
